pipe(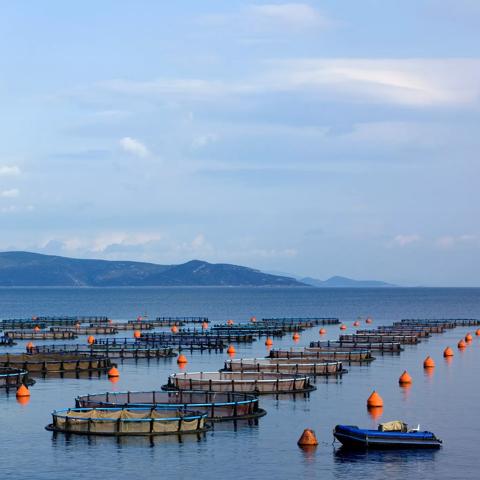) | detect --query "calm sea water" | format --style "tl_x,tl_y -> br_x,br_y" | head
0,287 -> 479,480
